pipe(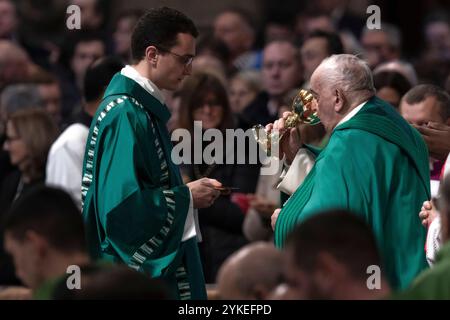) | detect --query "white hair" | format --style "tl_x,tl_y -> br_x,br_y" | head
373,60 -> 418,86
316,54 -> 375,95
